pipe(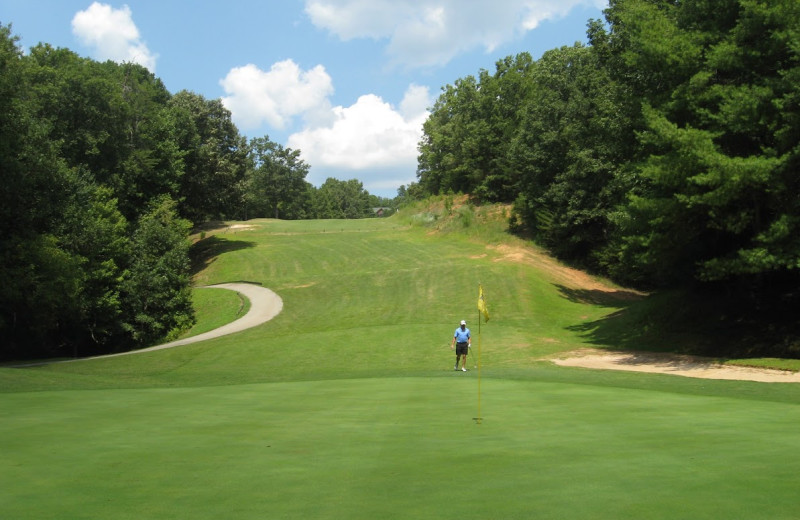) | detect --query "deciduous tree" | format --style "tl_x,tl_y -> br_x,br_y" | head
247,137 -> 311,219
